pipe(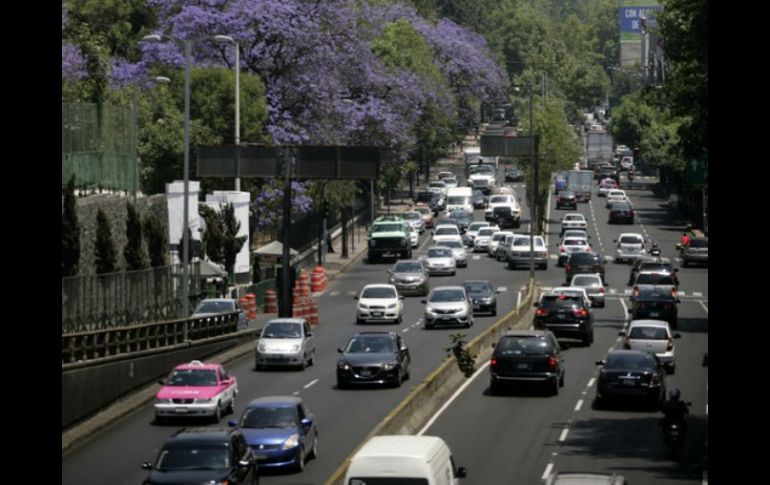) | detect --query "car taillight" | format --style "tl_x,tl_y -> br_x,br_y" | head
491,358 -> 498,367
598,287 -> 605,293
573,308 -> 588,317
565,264 -> 571,271
560,247 -> 566,253
671,288 -> 678,299
622,337 -> 630,349
548,357 -> 558,368
535,308 -> 550,317
651,374 -> 661,385
666,338 -> 674,351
